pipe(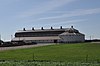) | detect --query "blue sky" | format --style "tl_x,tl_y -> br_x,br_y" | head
0,0 -> 100,41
